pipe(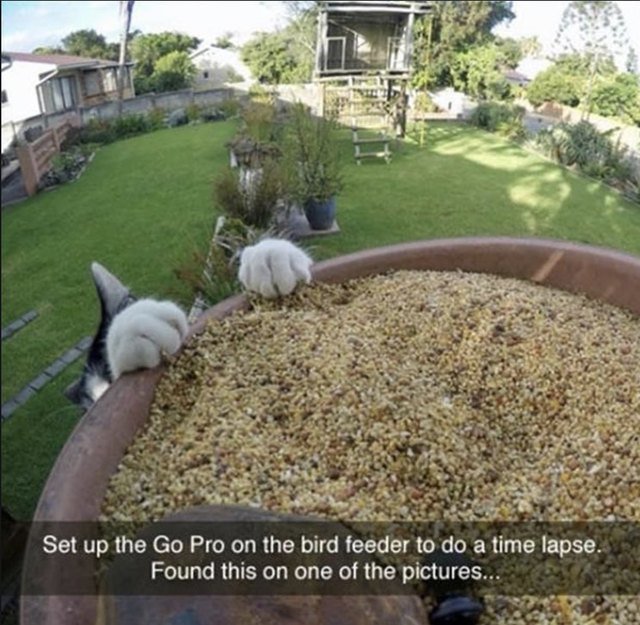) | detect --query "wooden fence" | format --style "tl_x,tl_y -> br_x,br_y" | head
15,117 -> 80,196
